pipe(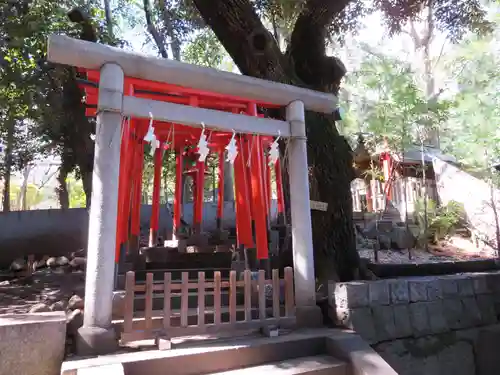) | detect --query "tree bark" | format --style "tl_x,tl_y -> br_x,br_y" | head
18,164 -> 31,210
2,120 -> 14,212
103,0 -> 114,41
144,0 -> 169,58
159,0 -> 181,61
56,166 -> 70,209
192,0 -> 362,281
